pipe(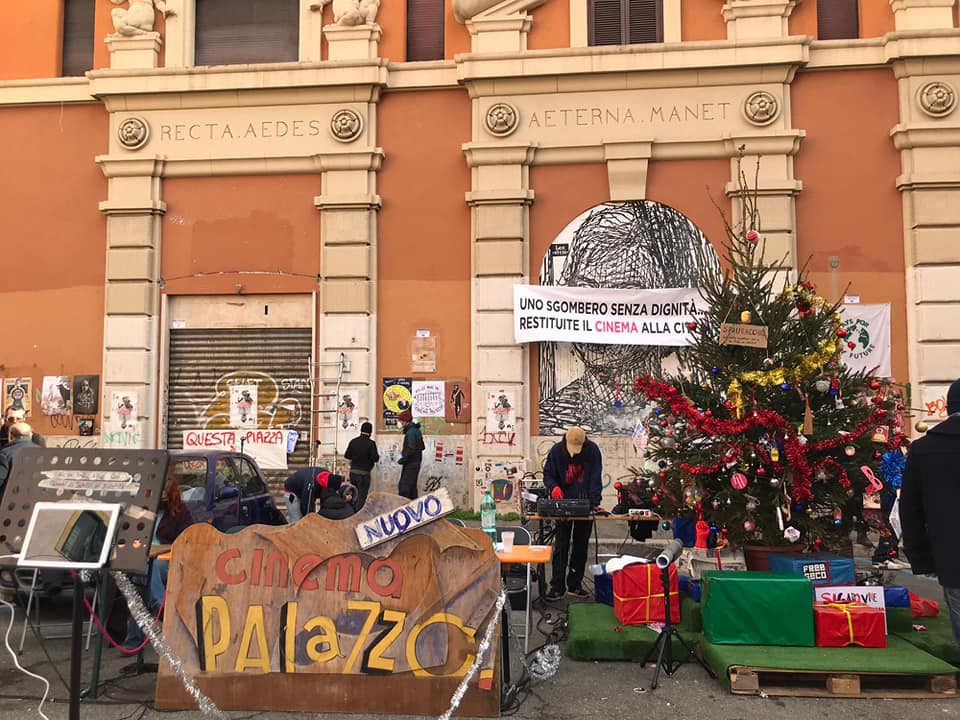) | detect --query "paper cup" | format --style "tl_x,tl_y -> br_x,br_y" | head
501,531 -> 515,552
